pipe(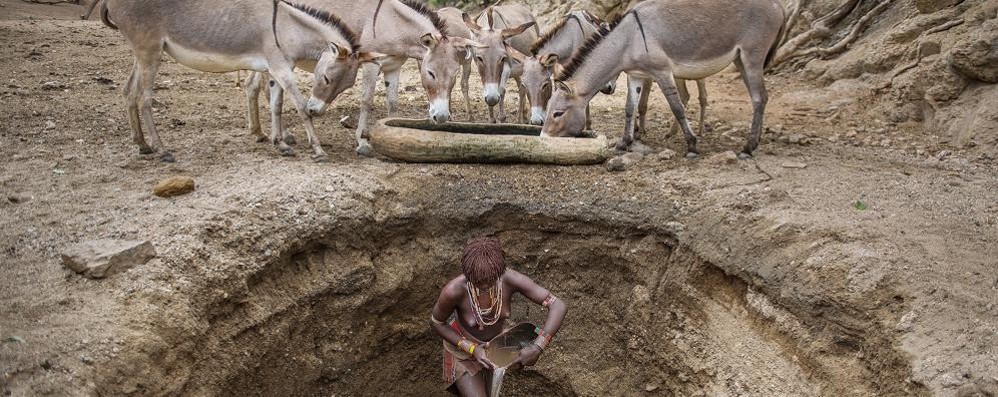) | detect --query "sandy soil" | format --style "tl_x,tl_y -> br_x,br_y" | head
1,2 -> 996,396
